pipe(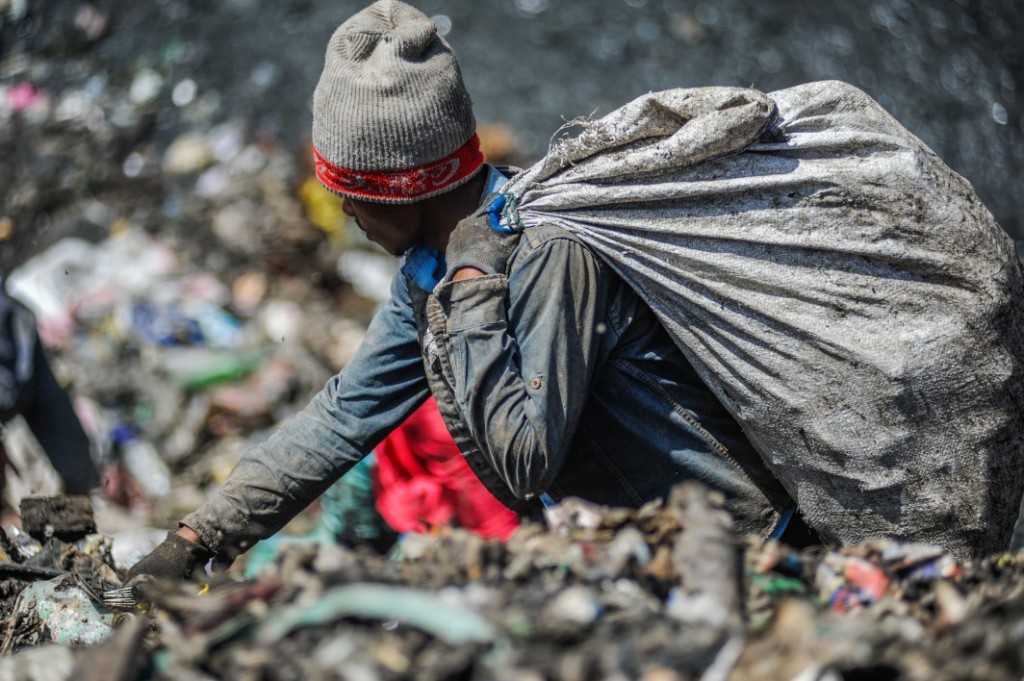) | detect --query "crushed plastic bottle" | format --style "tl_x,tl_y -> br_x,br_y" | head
112,426 -> 172,500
